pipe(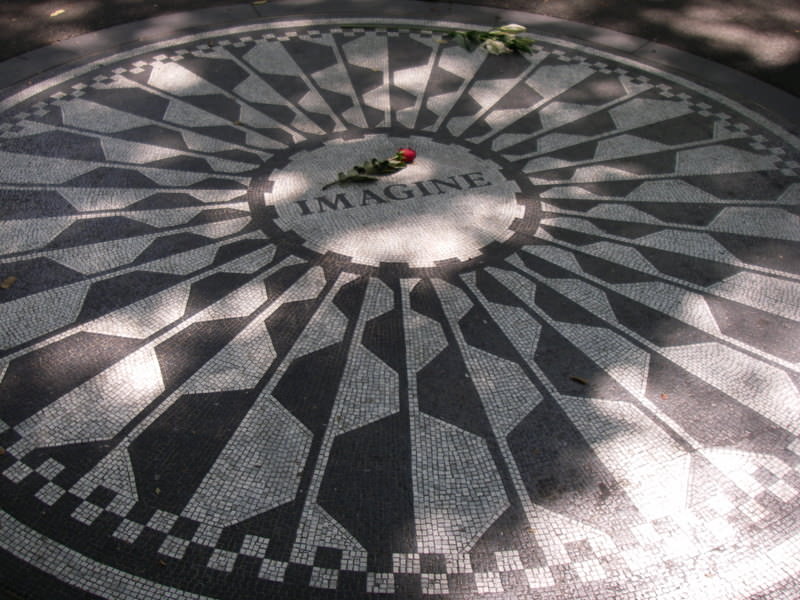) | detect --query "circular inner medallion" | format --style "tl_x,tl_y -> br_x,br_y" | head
2,14 -> 800,600
263,136 -> 524,267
